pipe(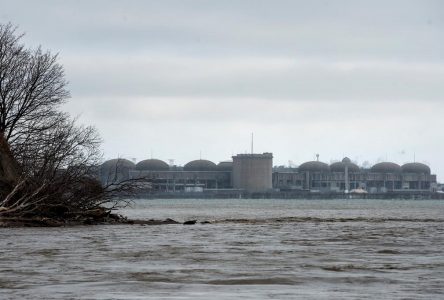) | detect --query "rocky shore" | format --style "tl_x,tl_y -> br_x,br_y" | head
0,207 -> 201,227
